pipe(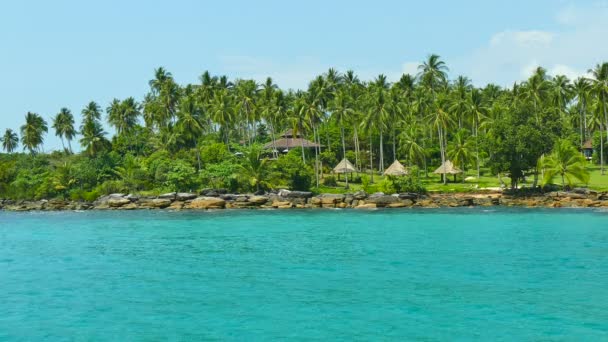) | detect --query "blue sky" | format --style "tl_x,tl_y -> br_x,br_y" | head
1,0 -> 607,150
